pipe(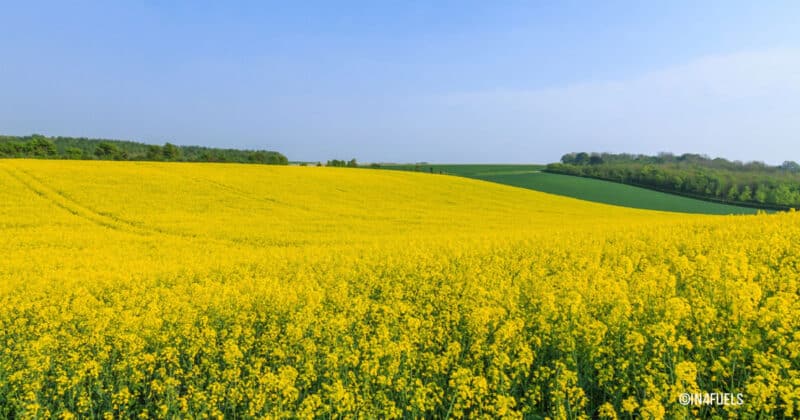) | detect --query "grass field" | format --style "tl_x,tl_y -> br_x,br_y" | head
382,164 -> 757,214
478,171 -> 758,215
1,160 -> 798,418
381,164 -> 545,178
